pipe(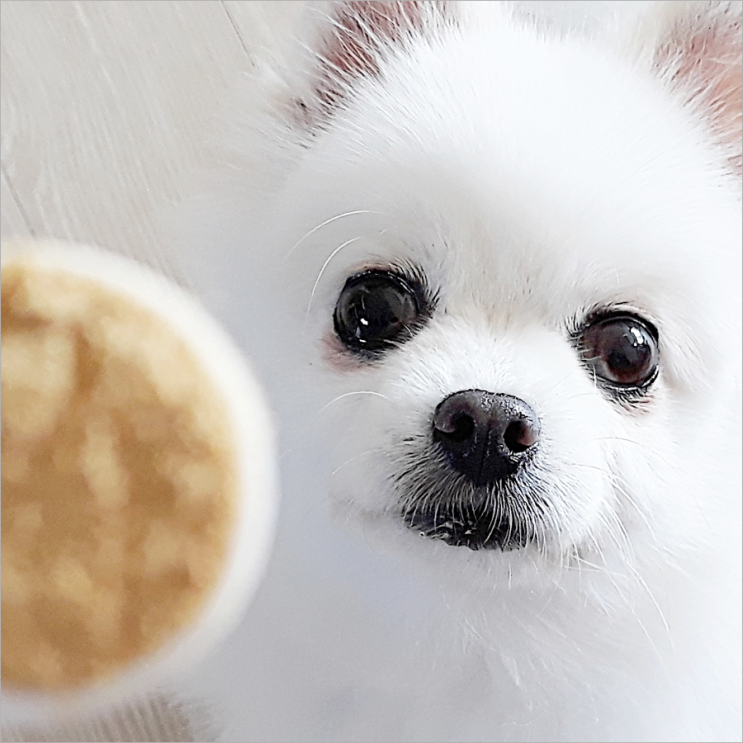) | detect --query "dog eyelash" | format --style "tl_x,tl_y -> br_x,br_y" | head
388,260 -> 438,314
